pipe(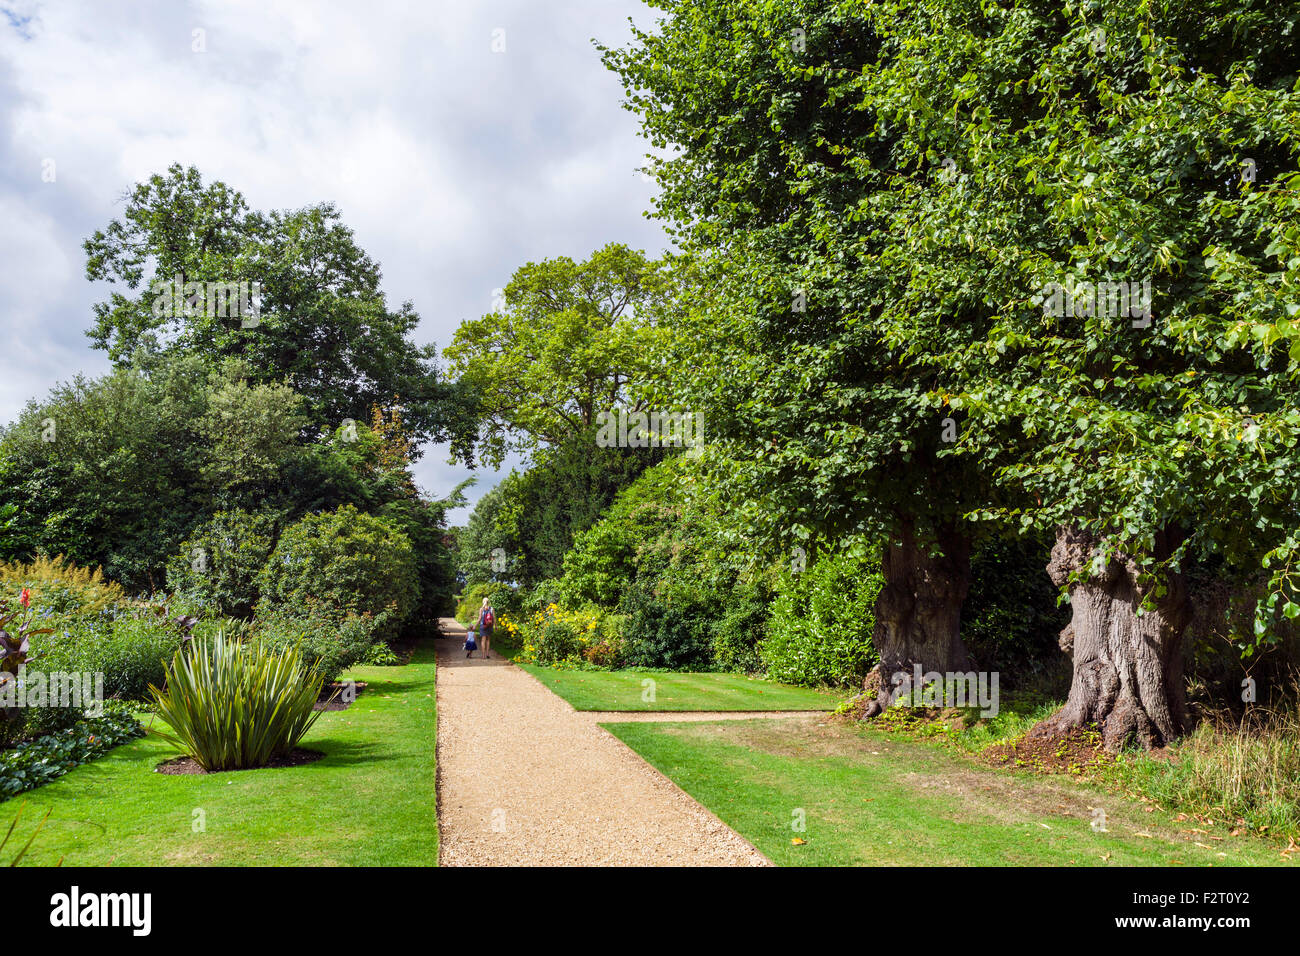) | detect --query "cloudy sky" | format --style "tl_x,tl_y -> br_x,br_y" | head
0,0 -> 667,523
